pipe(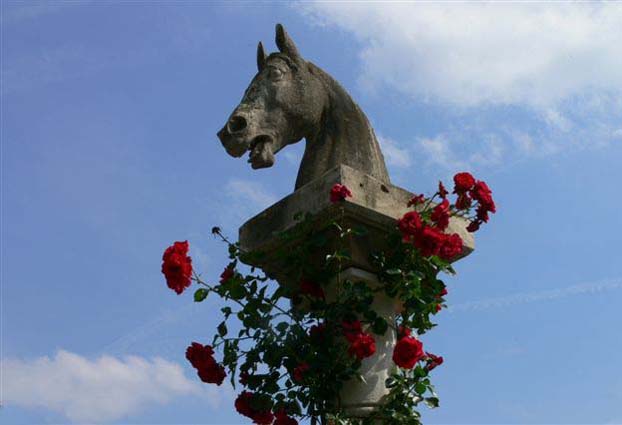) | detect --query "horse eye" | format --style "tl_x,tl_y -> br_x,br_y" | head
268,68 -> 283,80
